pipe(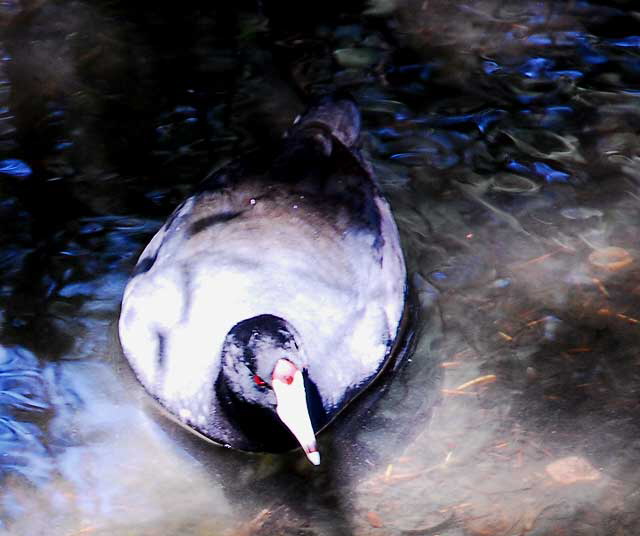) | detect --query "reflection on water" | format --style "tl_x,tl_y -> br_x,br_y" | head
1,0 -> 640,534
